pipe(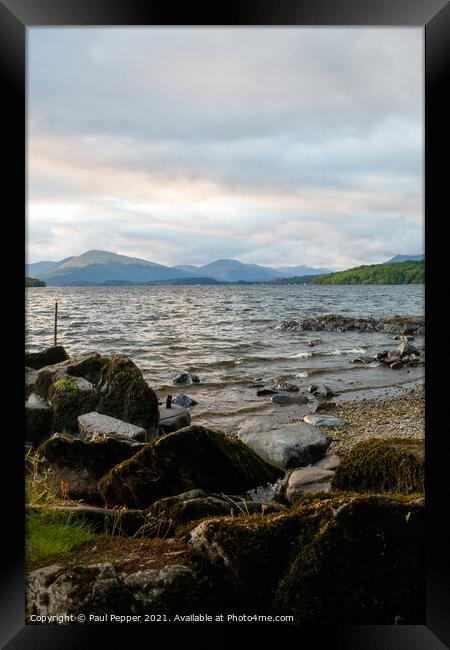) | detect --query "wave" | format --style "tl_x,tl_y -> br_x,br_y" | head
321,348 -> 366,356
